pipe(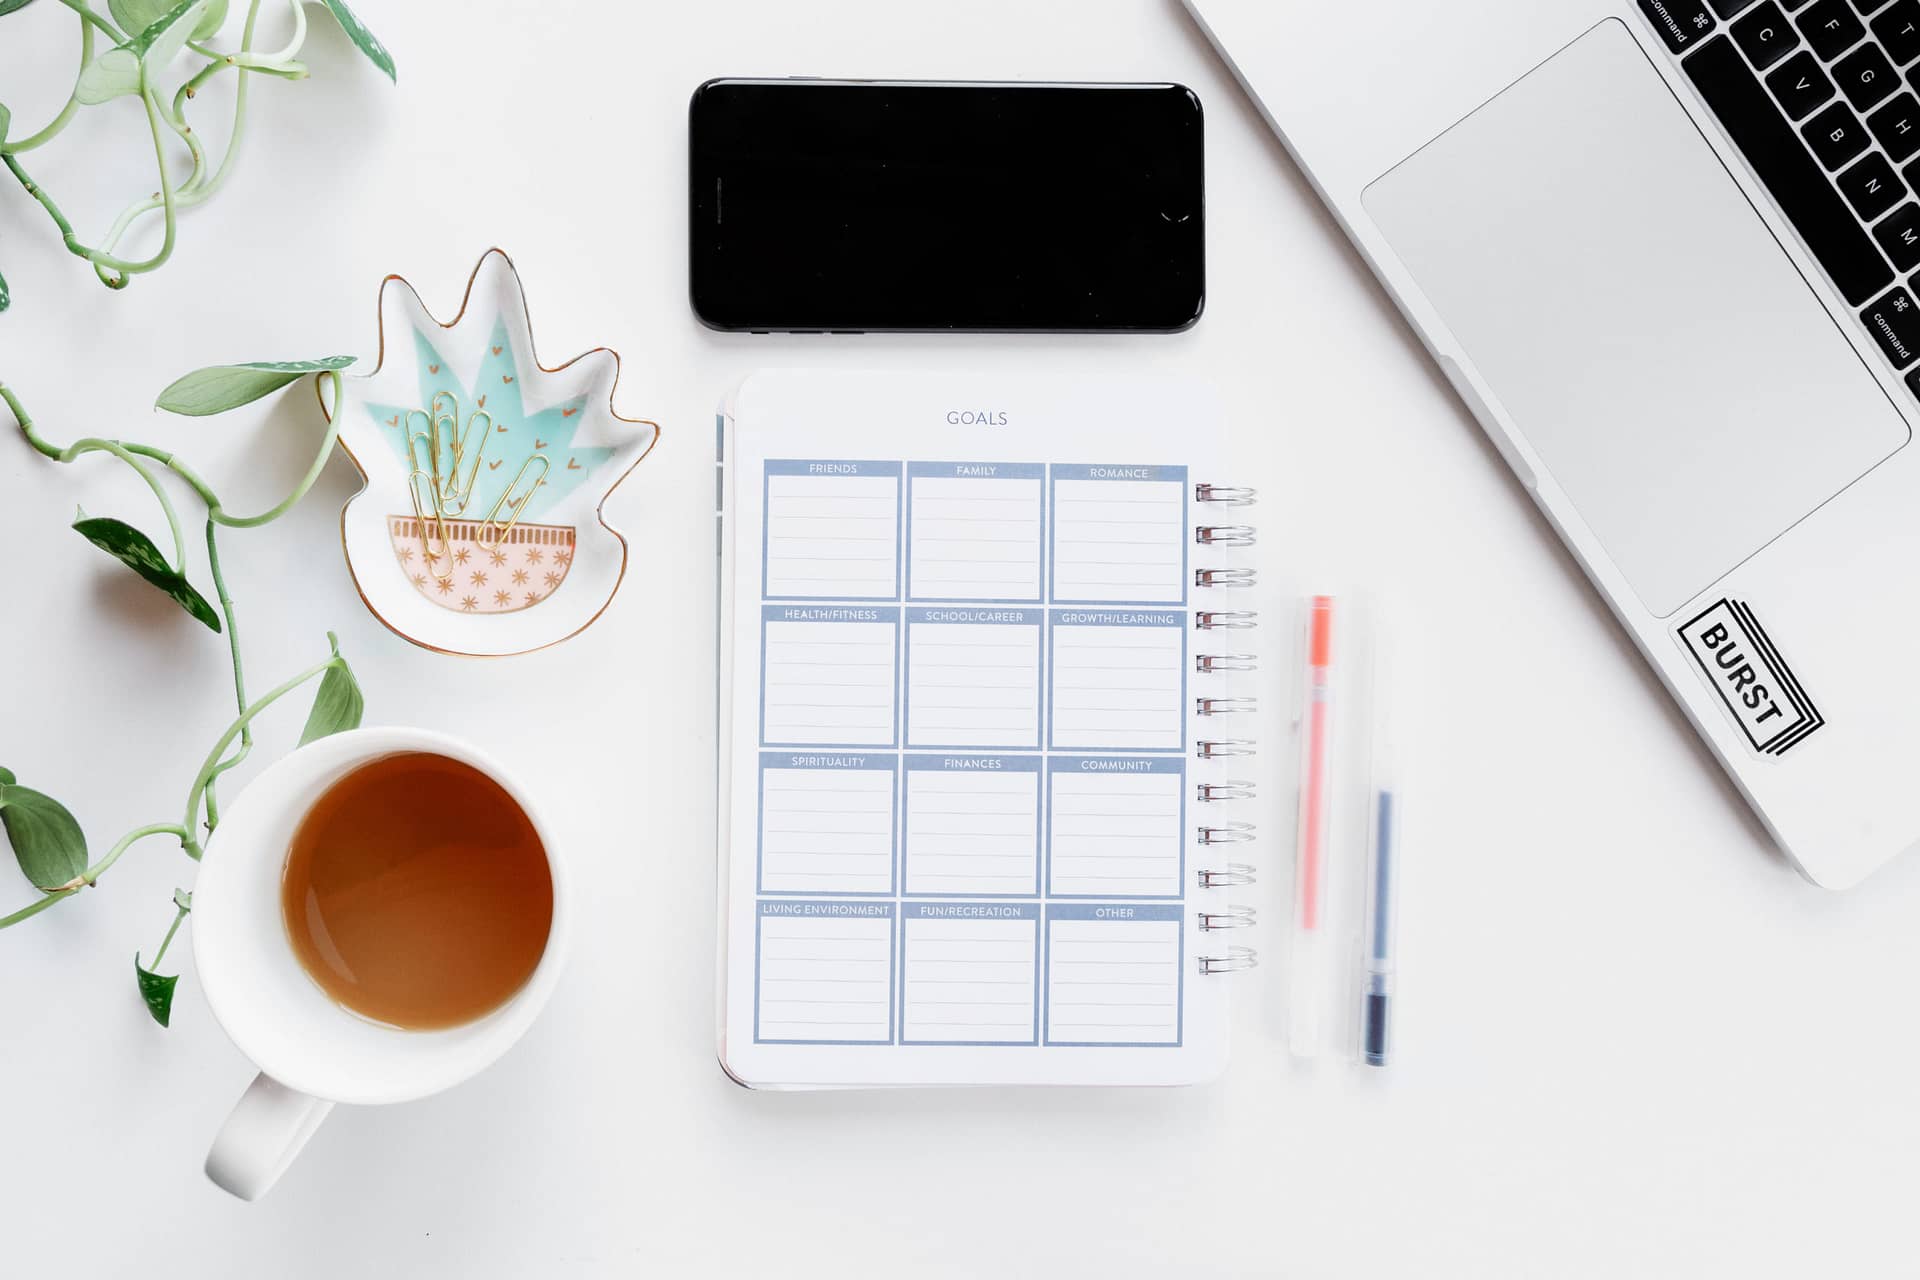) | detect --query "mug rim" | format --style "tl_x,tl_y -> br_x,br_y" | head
191,726 -> 569,1105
